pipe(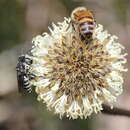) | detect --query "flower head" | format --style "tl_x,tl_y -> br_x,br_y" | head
29,17 -> 127,119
